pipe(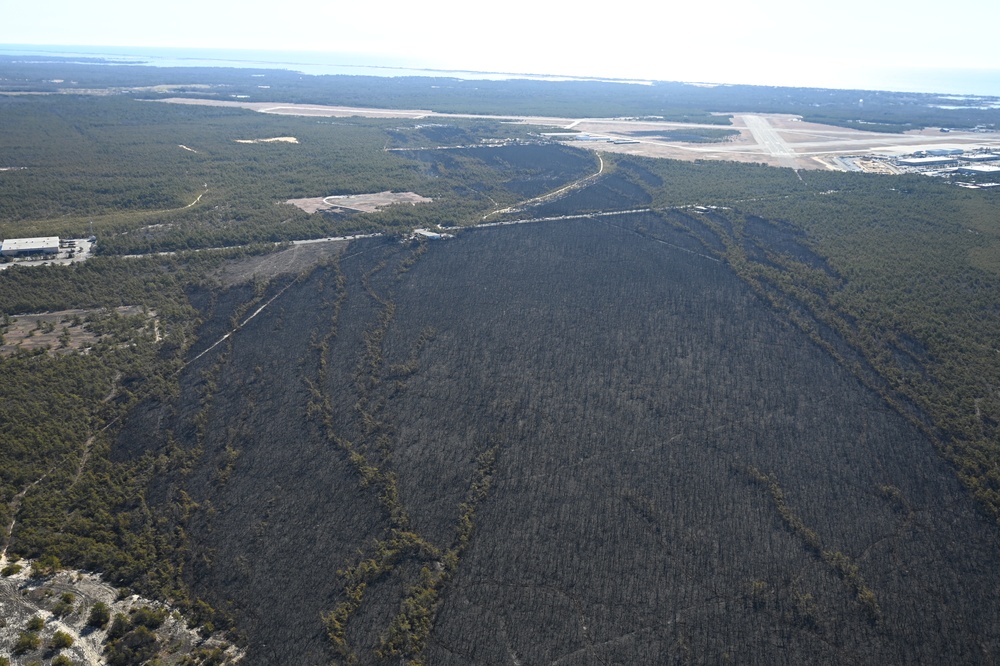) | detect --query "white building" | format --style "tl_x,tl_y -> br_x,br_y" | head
1,236 -> 60,257
965,154 -> 1000,163
957,165 -> 1000,176
897,156 -> 959,167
